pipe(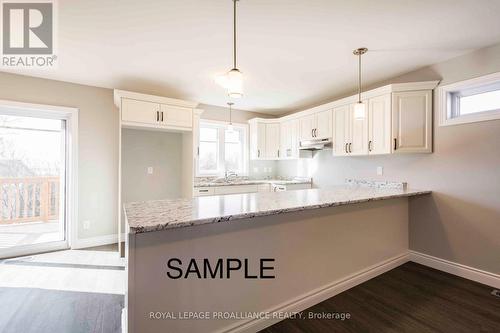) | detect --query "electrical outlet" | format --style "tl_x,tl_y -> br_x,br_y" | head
253,167 -> 259,173
147,167 -> 154,175
83,220 -> 90,230
377,166 -> 383,176
268,167 -> 273,173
